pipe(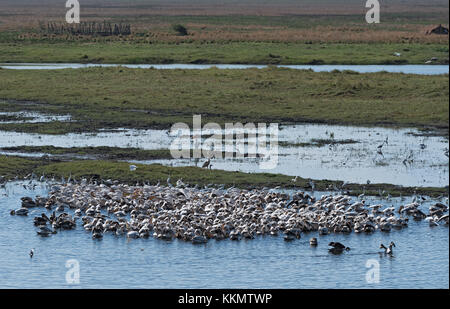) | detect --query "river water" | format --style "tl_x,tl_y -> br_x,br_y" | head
0,63 -> 448,75
0,181 -> 447,289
